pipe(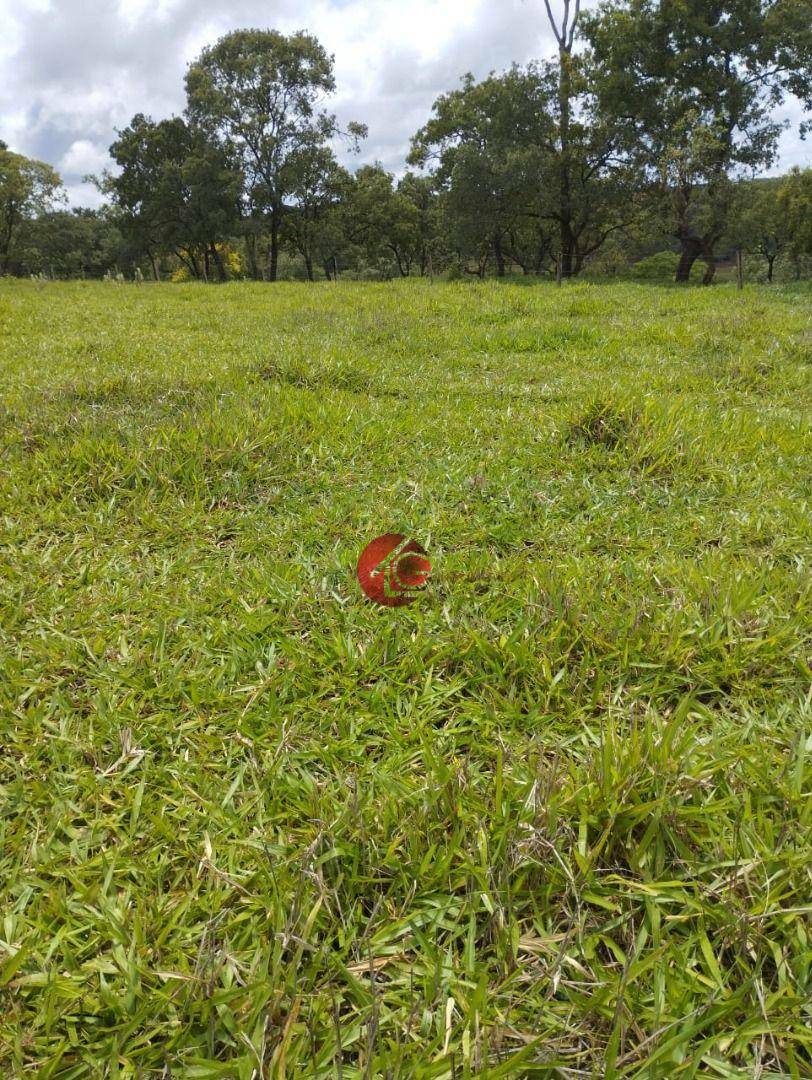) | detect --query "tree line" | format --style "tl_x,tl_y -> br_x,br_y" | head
2,0 -> 812,285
